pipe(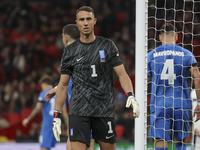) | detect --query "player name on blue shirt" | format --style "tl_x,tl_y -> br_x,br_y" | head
153,50 -> 184,58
